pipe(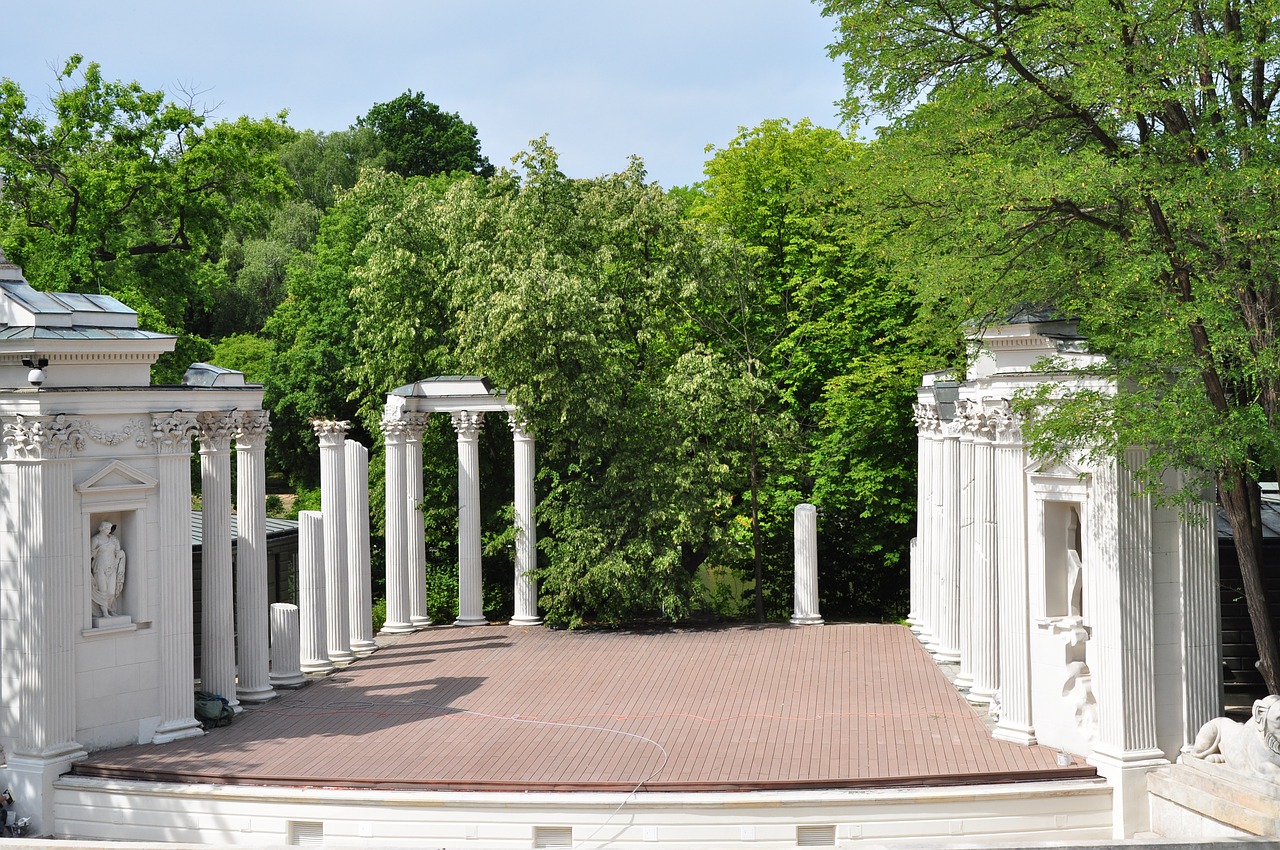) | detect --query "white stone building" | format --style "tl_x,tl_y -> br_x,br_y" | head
911,314 -> 1222,838
0,257 -> 275,831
